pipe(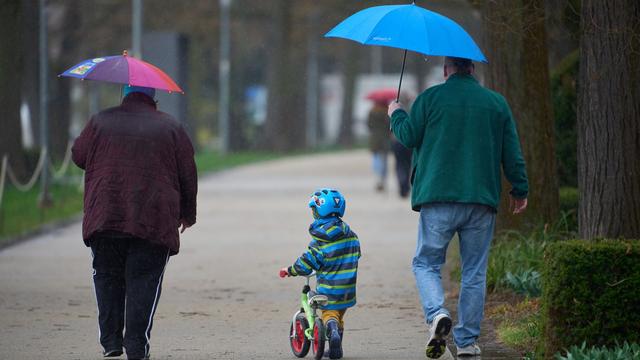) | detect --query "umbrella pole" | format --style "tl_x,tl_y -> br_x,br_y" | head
396,50 -> 407,102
